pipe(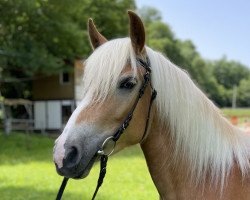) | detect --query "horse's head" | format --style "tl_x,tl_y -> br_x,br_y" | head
53,11 -> 154,179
